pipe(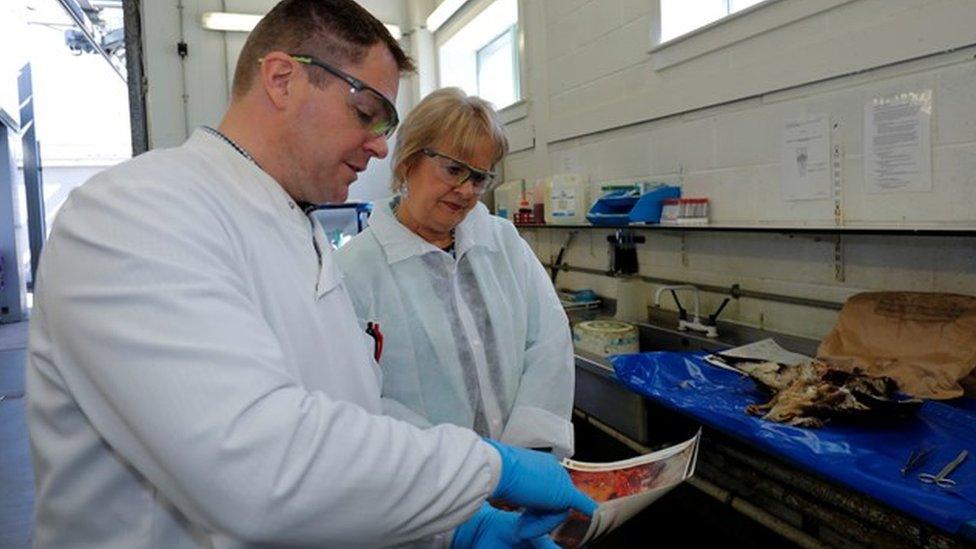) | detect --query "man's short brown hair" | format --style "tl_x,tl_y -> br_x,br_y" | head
232,0 -> 415,99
